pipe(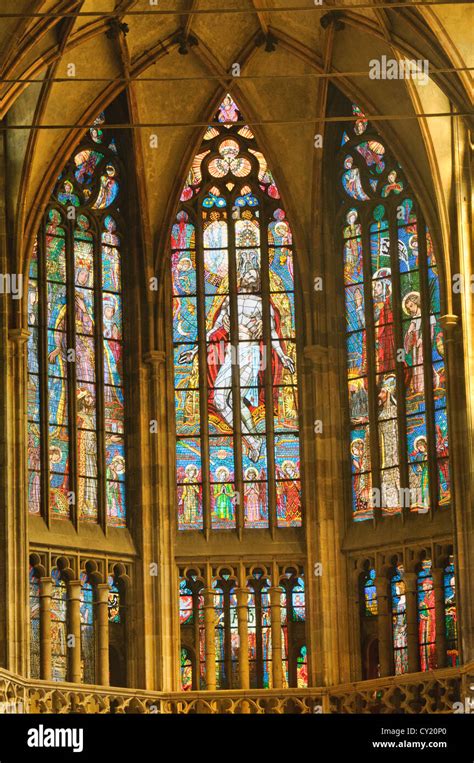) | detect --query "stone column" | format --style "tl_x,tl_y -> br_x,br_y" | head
96,583 -> 110,686
68,580 -> 82,683
143,350 -> 177,691
39,577 -> 52,681
269,587 -> 283,689
405,573 -> 420,673
7,329 -> 30,676
441,308 -> 474,664
375,577 -> 392,677
433,568 -> 447,669
235,587 -> 249,690
203,588 -> 216,691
